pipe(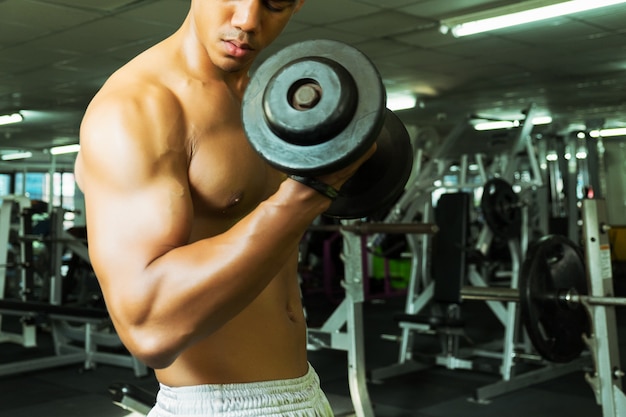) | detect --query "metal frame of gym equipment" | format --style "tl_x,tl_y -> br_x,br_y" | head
300,219 -> 410,304
307,221 -> 437,417
379,104 -> 546,233
580,199 -> 626,417
0,196 -> 37,348
457,199 -> 625,416
0,200 -> 147,377
369,105 -> 588,399
370,190 -> 555,397
542,131 -> 604,242
371,114 -> 540,377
